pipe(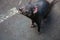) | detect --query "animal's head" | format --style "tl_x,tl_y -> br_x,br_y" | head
19,4 -> 34,17
18,0 -> 39,17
